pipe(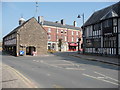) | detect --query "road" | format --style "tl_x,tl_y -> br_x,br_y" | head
2,51 -> 119,88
